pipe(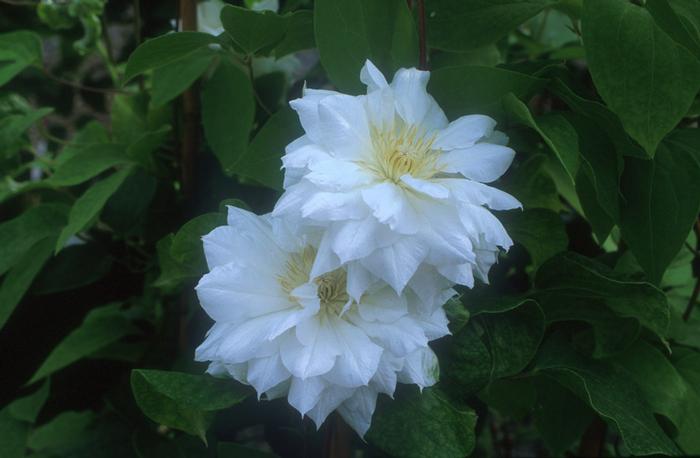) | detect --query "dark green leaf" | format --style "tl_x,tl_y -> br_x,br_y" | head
56,166 -> 133,252
428,66 -> 544,119
235,106 -> 304,190
425,0 -> 558,51
49,144 -> 131,186
583,0 -> 700,155
647,0 -> 700,59
124,32 -> 218,83
151,48 -> 215,108
619,129 -> 700,284
274,10 -> 314,57
0,30 -> 42,86
29,303 -> 136,383
535,335 -> 680,456
201,61 -> 254,174
315,0 -> 418,93
0,237 -> 56,331
535,252 -> 670,339
8,380 -> 50,424
0,108 -> 53,158
54,121 -> 110,167
27,411 -> 95,454
0,408 -> 29,458
31,243 -> 112,295
221,5 -> 287,55
170,212 -> 225,275
131,369 -> 249,441
499,154 -> 564,212
218,442 -> 278,458
101,169 -> 157,234
367,388 -> 476,458
500,208 -> 568,269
